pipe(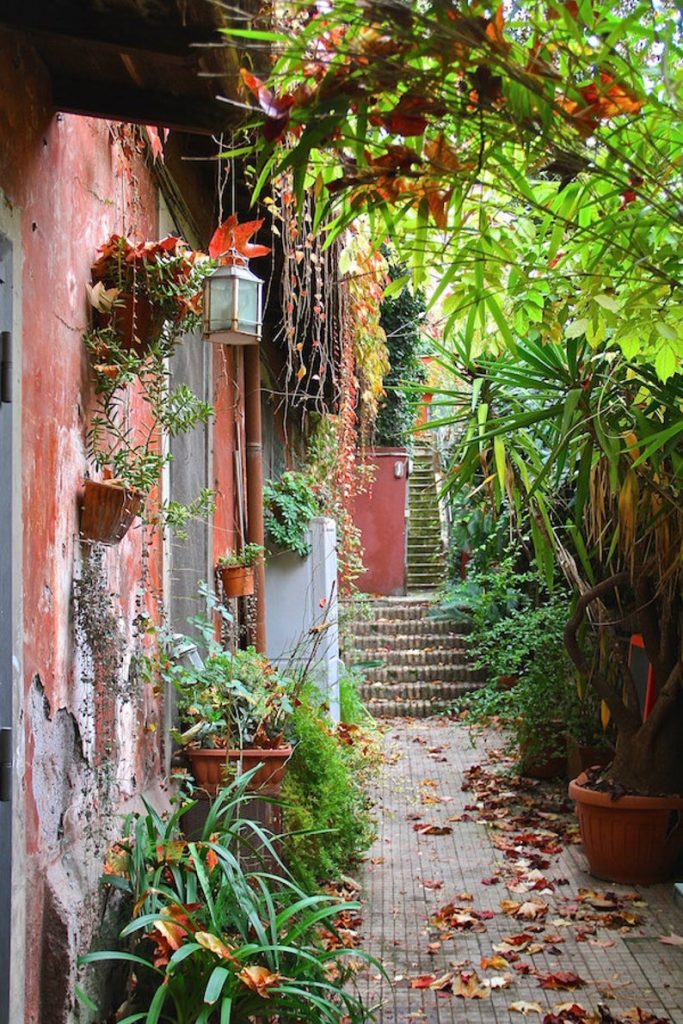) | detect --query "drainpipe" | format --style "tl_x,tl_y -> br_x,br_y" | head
244,345 -> 266,653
